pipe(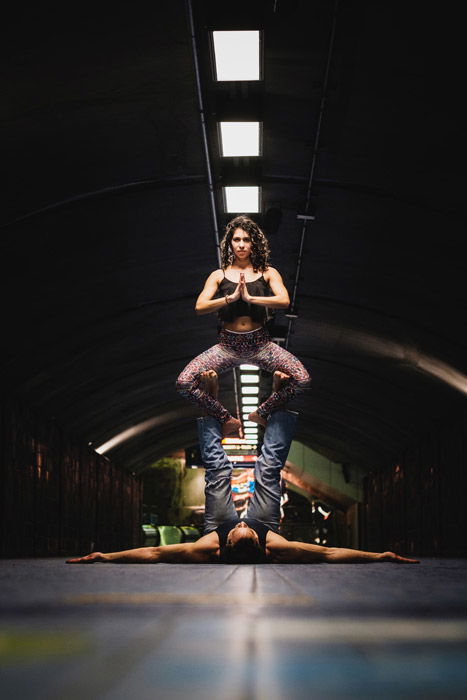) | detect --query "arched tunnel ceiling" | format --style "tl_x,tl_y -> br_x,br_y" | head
1,1 -> 465,472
